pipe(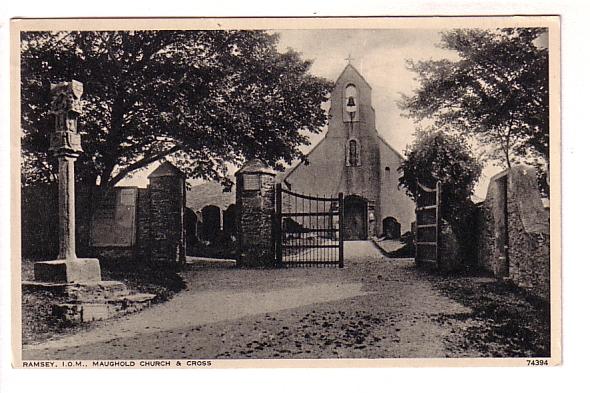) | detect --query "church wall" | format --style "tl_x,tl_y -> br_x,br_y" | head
350,130 -> 381,237
378,141 -> 415,234
345,128 -> 381,200
285,137 -> 346,197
